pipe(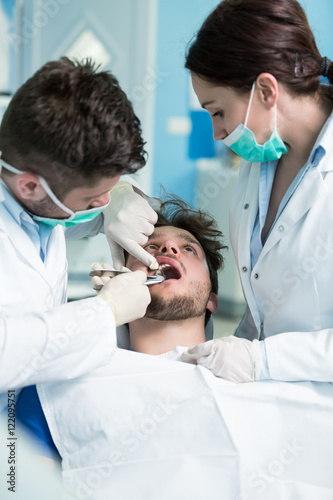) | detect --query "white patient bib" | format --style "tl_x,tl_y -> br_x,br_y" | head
38,349 -> 333,500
